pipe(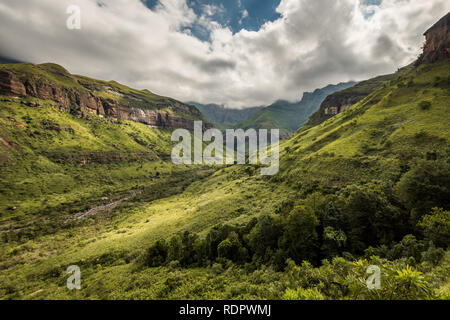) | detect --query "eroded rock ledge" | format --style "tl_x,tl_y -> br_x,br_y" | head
0,68 -> 210,131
